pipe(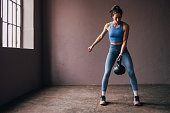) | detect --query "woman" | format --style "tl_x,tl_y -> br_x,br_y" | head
88,5 -> 141,106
